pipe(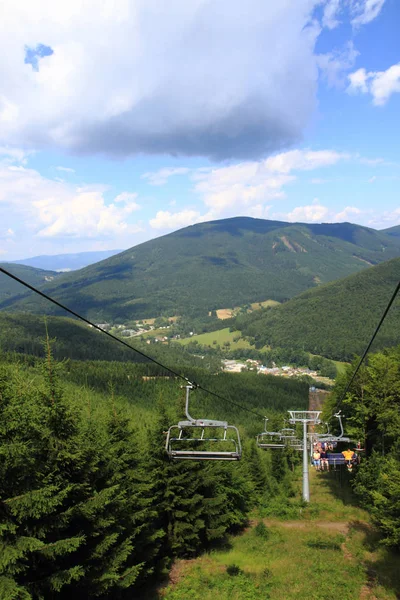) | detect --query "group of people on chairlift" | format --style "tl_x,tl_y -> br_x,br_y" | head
312,441 -> 360,472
